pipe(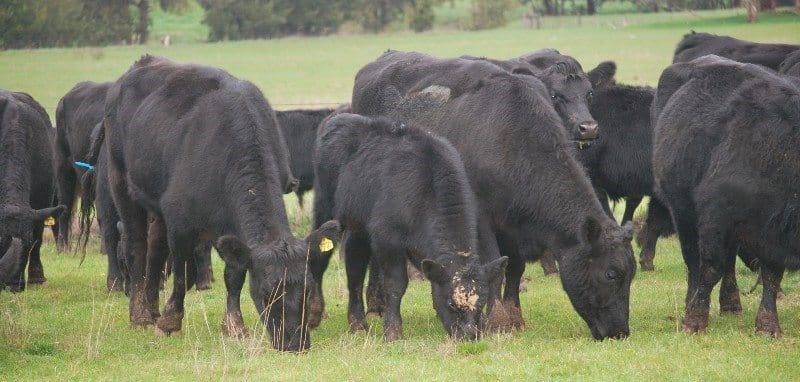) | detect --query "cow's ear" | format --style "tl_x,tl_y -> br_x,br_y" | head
621,221 -> 634,242
306,220 -> 341,256
588,61 -> 617,89
581,216 -> 603,247
482,256 -> 508,284
216,236 -> 252,269
31,205 -> 66,222
421,259 -> 446,283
